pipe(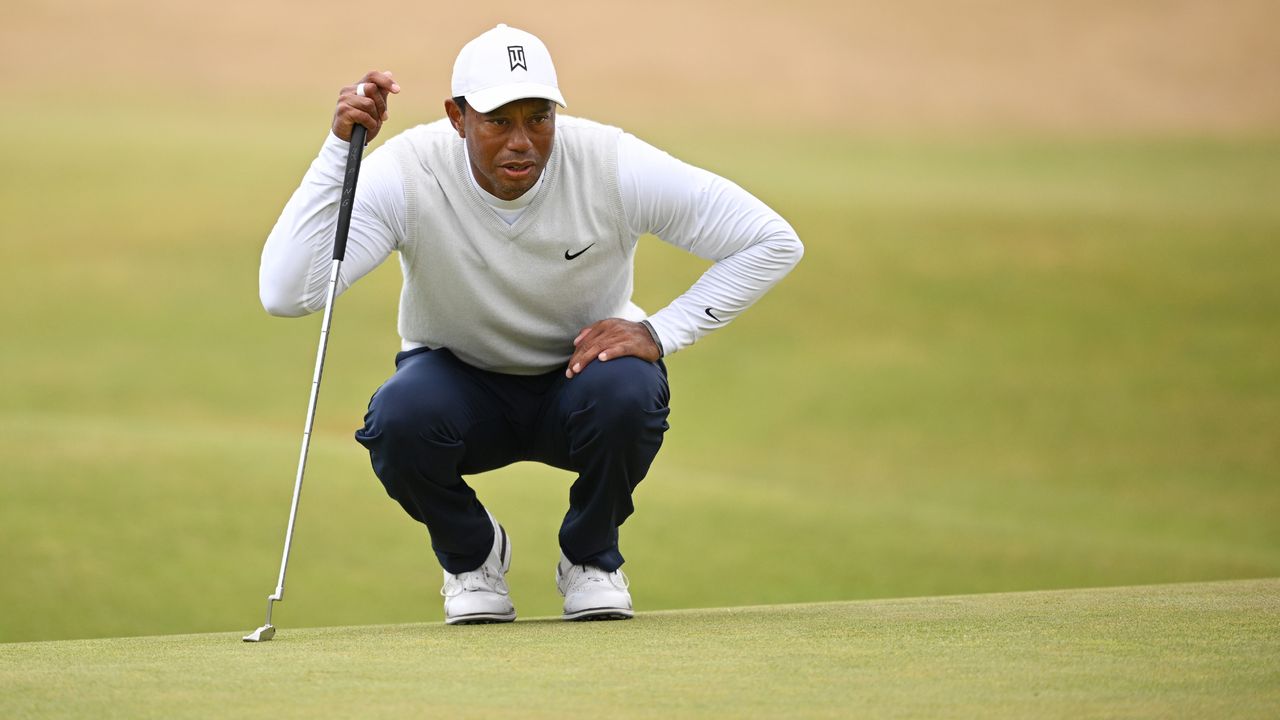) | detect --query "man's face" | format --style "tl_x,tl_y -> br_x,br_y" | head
446,97 -> 556,201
